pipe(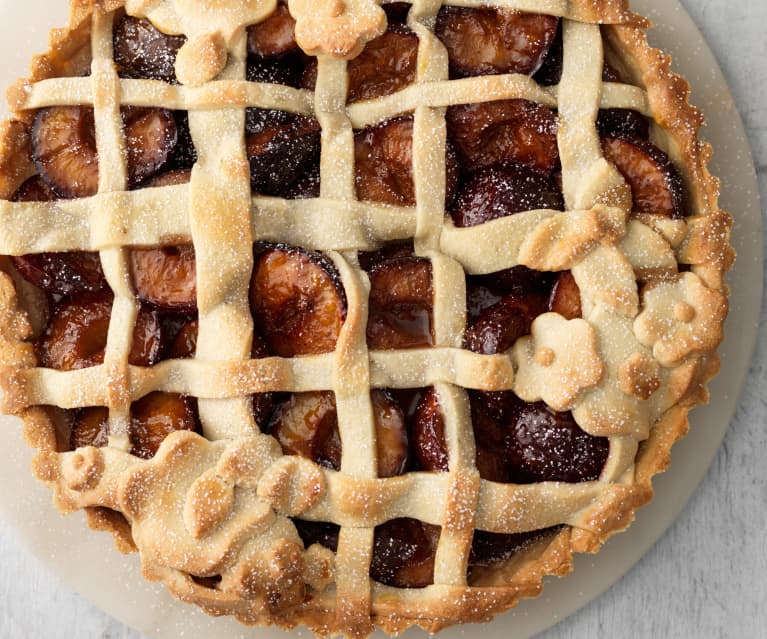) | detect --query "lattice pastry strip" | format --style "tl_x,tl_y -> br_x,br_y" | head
0,0 -> 733,635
